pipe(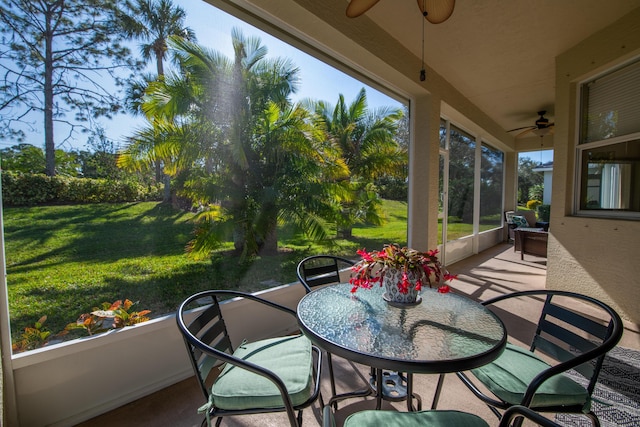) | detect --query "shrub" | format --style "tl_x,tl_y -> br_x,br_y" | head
526,200 -> 542,210
537,204 -> 551,222
1,172 -> 61,205
375,176 -> 408,201
528,184 -> 544,202
1,171 -> 163,206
